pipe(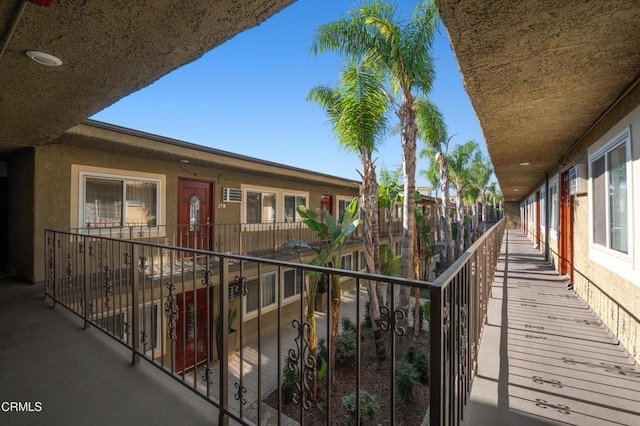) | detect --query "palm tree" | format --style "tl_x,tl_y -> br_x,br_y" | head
417,98 -> 455,267
486,181 -> 501,221
469,151 -> 493,233
308,57 -> 388,365
378,165 -> 403,248
311,0 -> 440,285
448,140 -> 480,258
421,160 -> 441,245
